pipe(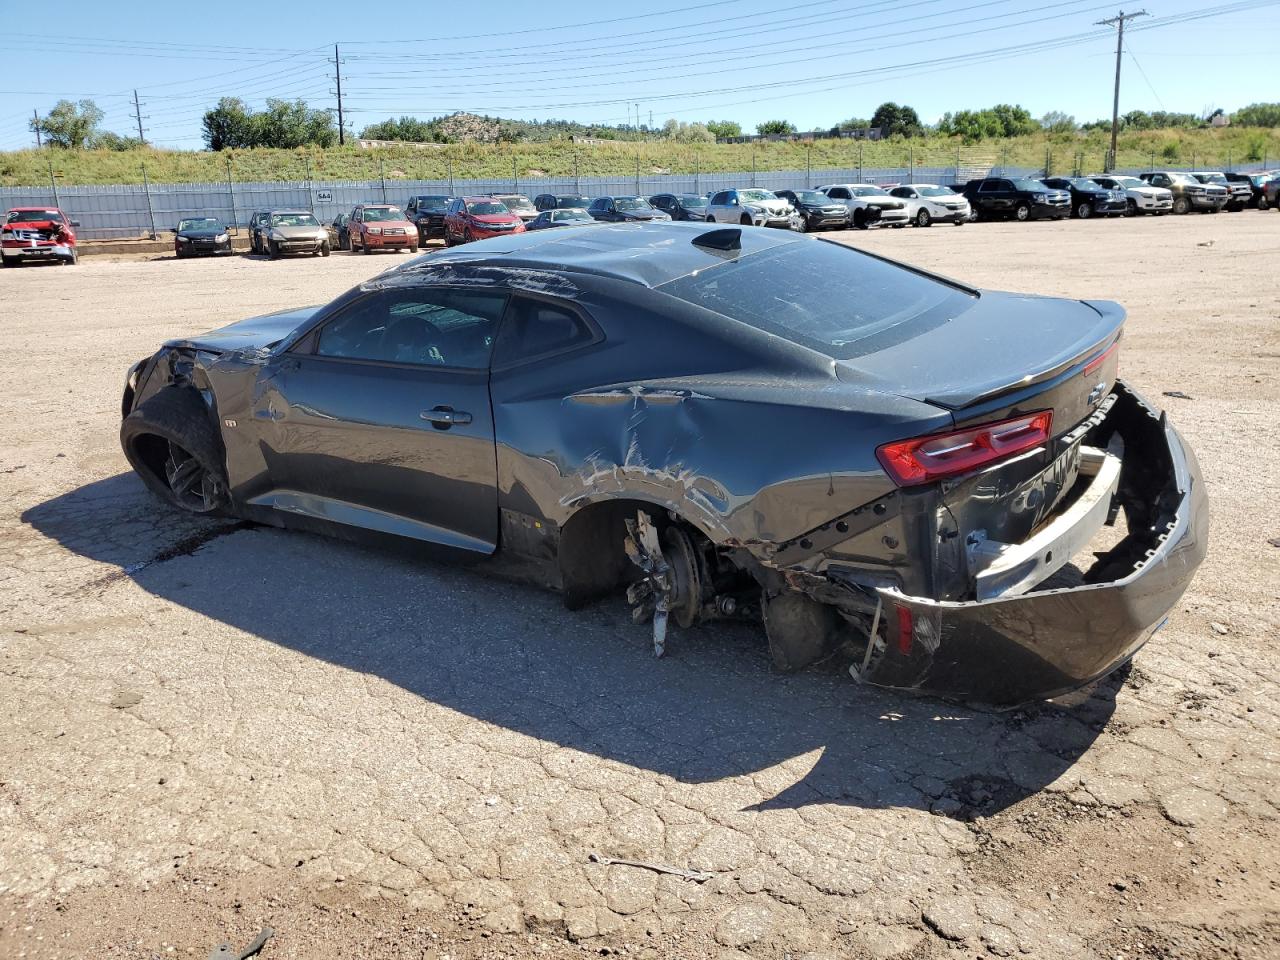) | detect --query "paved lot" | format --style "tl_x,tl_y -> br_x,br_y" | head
2,215 -> 1278,959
